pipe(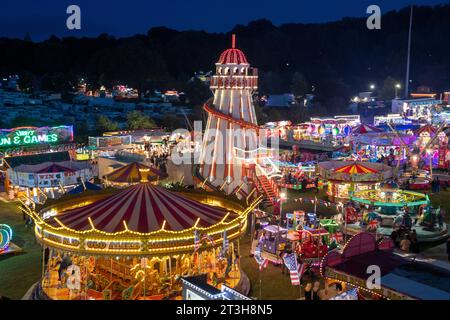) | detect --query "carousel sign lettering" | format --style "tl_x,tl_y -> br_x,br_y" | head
44,232 -> 80,248
85,240 -> 141,251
